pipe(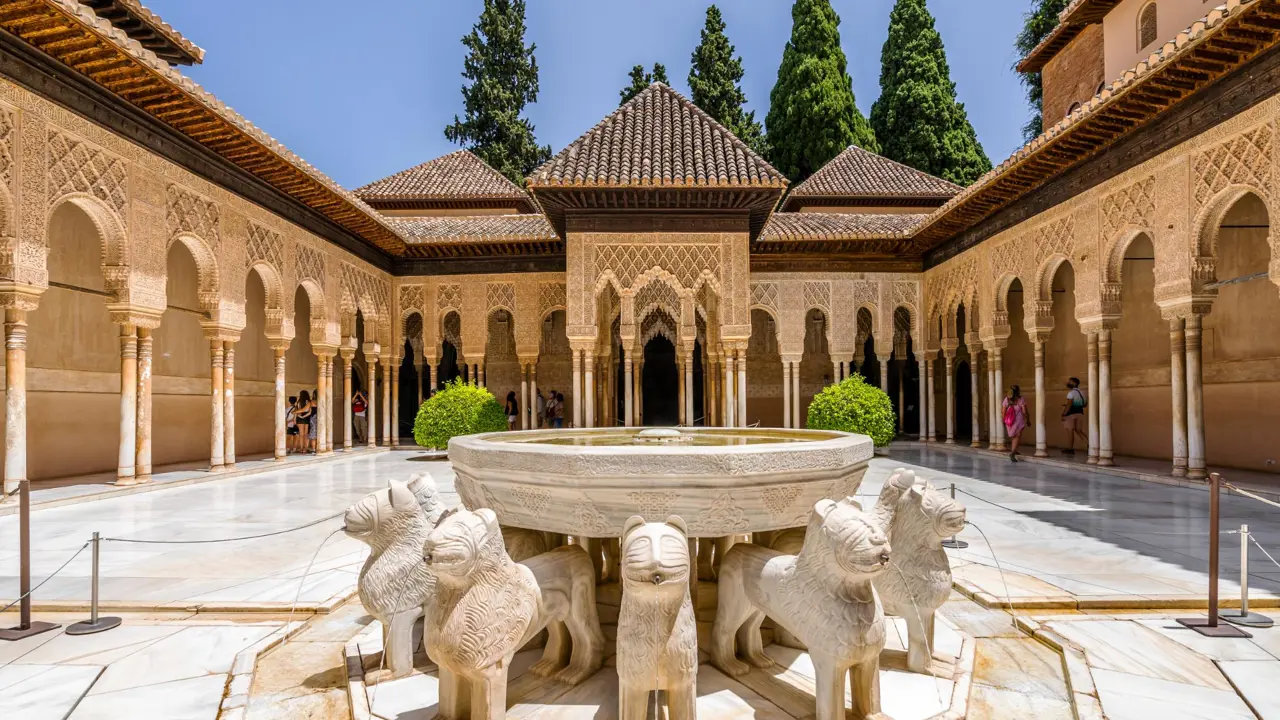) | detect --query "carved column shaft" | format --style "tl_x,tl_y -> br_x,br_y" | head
736,348 -> 746,427
986,356 -> 997,449
782,360 -> 791,429
1034,340 -> 1048,458
791,359 -> 801,428
1087,333 -> 1099,464
136,327 -> 153,480
341,350 -> 354,452
898,359 -> 907,434
1169,319 -> 1188,476
677,357 -> 686,425
993,349 -> 1006,450
391,364 -> 401,445
925,357 -> 936,441
880,355 -> 890,394
367,358 -> 378,448
529,363 -> 538,429
3,309 -> 28,499
224,341 -> 236,466
723,353 -> 735,427
918,357 -> 928,441
274,346 -> 288,460
943,353 -> 955,444
970,352 -> 981,448
623,357 -> 634,428
584,353 -> 595,429
382,356 -> 392,444
1098,329 -> 1114,467
117,325 -> 138,482
209,340 -> 225,470
685,352 -> 695,426
1185,316 -> 1206,478
571,351 -> 583,428
315,354 -> 328,454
